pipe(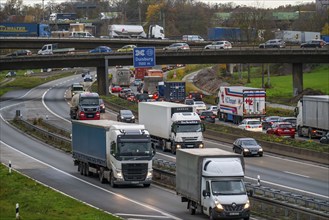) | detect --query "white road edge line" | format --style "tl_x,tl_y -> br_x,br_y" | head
0,141 -> 182,220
